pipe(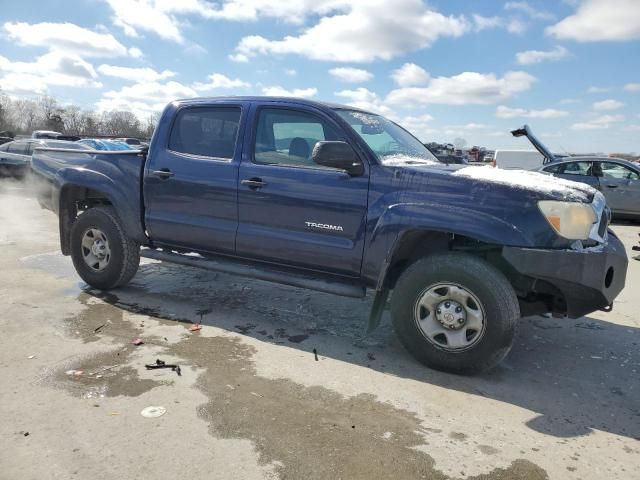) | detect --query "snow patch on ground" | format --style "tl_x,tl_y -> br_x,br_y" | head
452,165 -> 596,200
